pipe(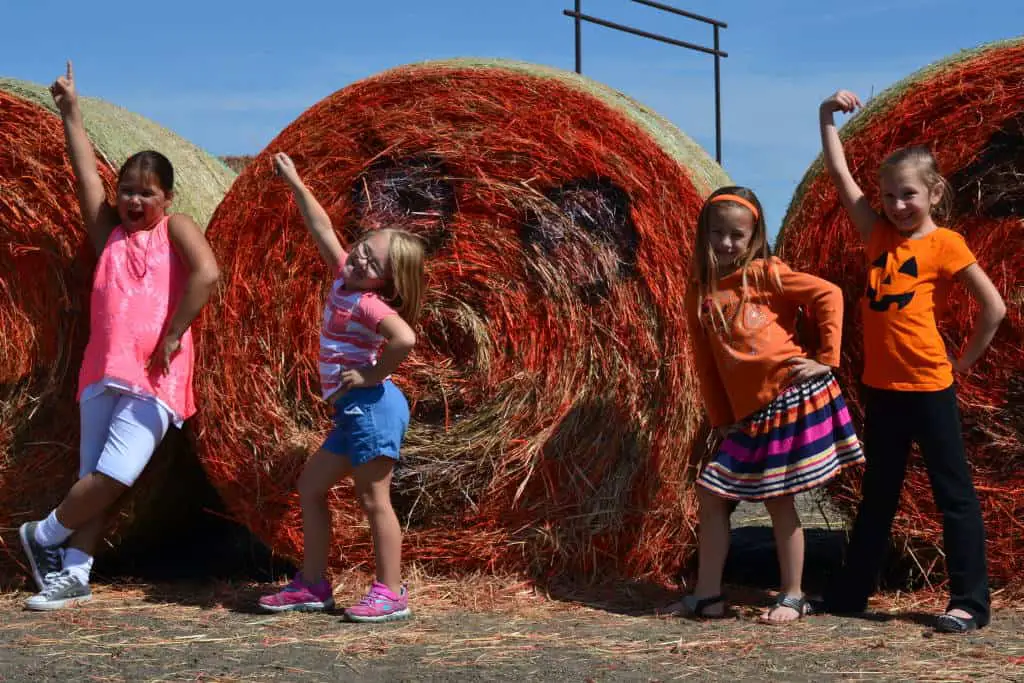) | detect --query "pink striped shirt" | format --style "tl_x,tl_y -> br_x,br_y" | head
319,265 -> 397,399
78,215 -> 196,421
